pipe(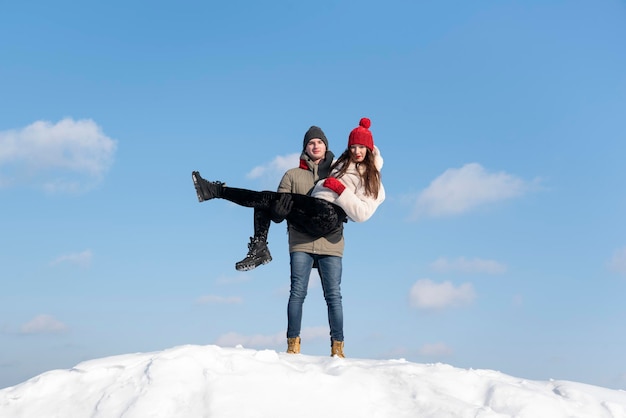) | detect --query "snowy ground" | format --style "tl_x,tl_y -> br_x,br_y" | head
1,344 -> 625,418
